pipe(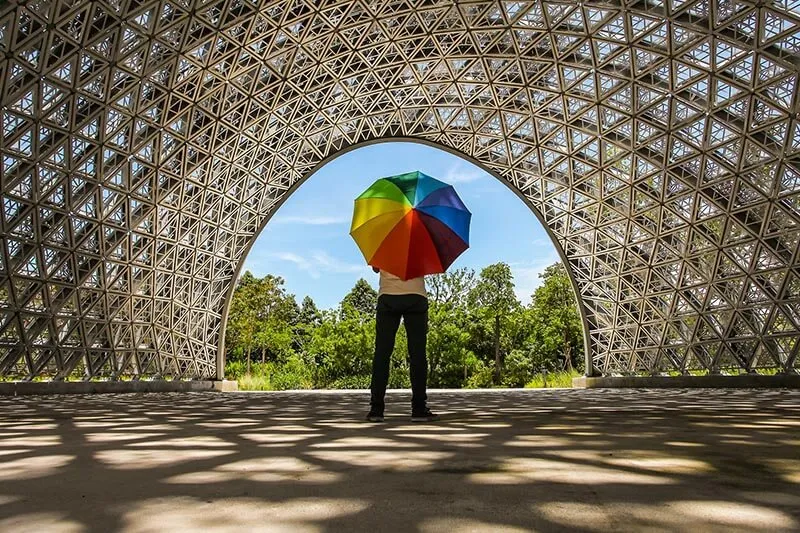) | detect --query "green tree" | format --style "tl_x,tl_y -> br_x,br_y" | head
307,310 -> 375,387
529,263 -> 584,372
237,270 -> 258,288
426,268 -> 478,387
503,349 -> 535,387
468,263 -> 519,384
252,276 -> 297,363
226,274 -> 260,374
285,296 -> 301,326
256,316 -> 294,363
293,295 -> 322,355
225,262 -> 586,391
428,267 -> 476,308
340,278 -> 378,318
427,307 -> 477,387
225,272 -> 298,372
500,305 -> 540,386
299,296 -> 322,326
